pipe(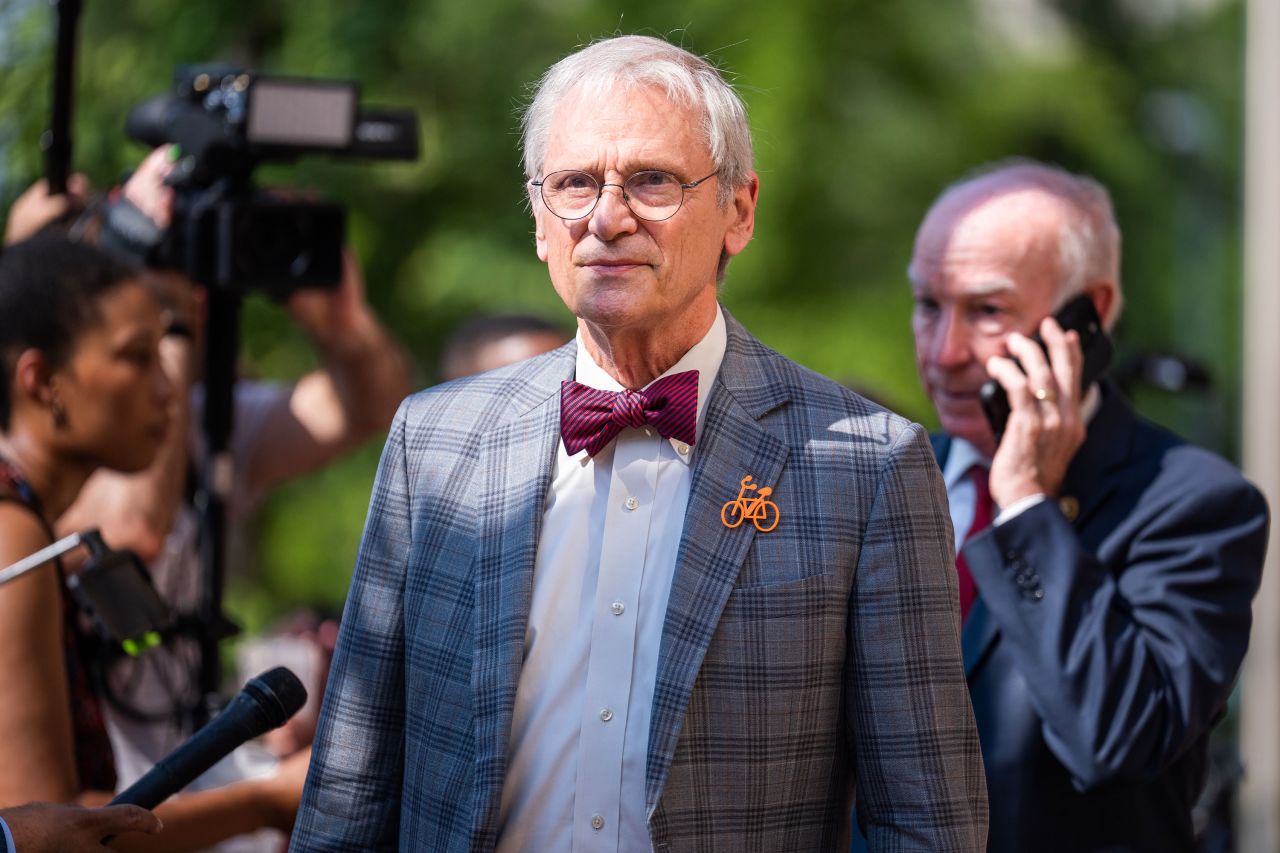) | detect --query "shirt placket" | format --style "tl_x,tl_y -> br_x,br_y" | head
571,429 -> 661,852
